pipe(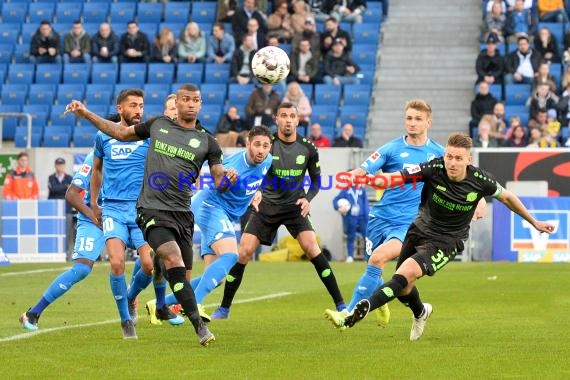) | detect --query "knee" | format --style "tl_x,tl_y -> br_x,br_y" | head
368,252 -> 387,268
